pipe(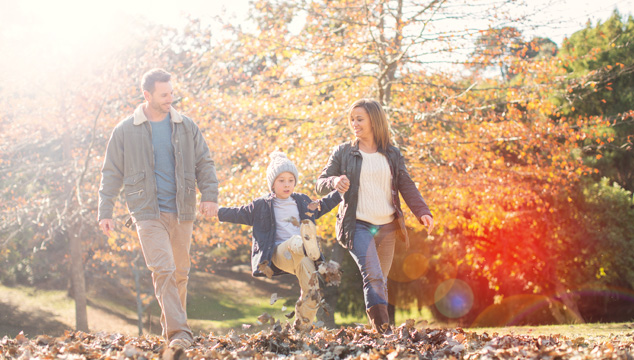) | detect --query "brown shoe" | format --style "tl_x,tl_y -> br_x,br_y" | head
162,337 -> 192,360
366,304 -> 392,334
168,338 -> 192,350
